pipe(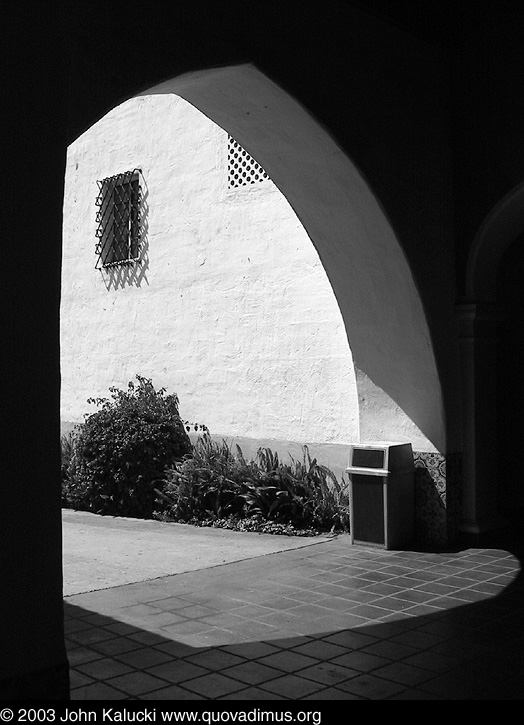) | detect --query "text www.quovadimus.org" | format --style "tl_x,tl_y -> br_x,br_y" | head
10,709 -> 322,725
